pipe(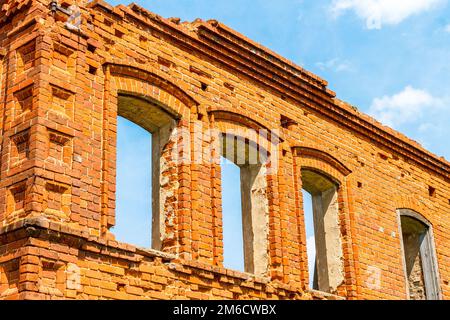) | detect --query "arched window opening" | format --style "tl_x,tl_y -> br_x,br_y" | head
220,133 -> 269,276
301,168 -> 344,293
112,94 -> 176,250
399,210 -> 441,300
